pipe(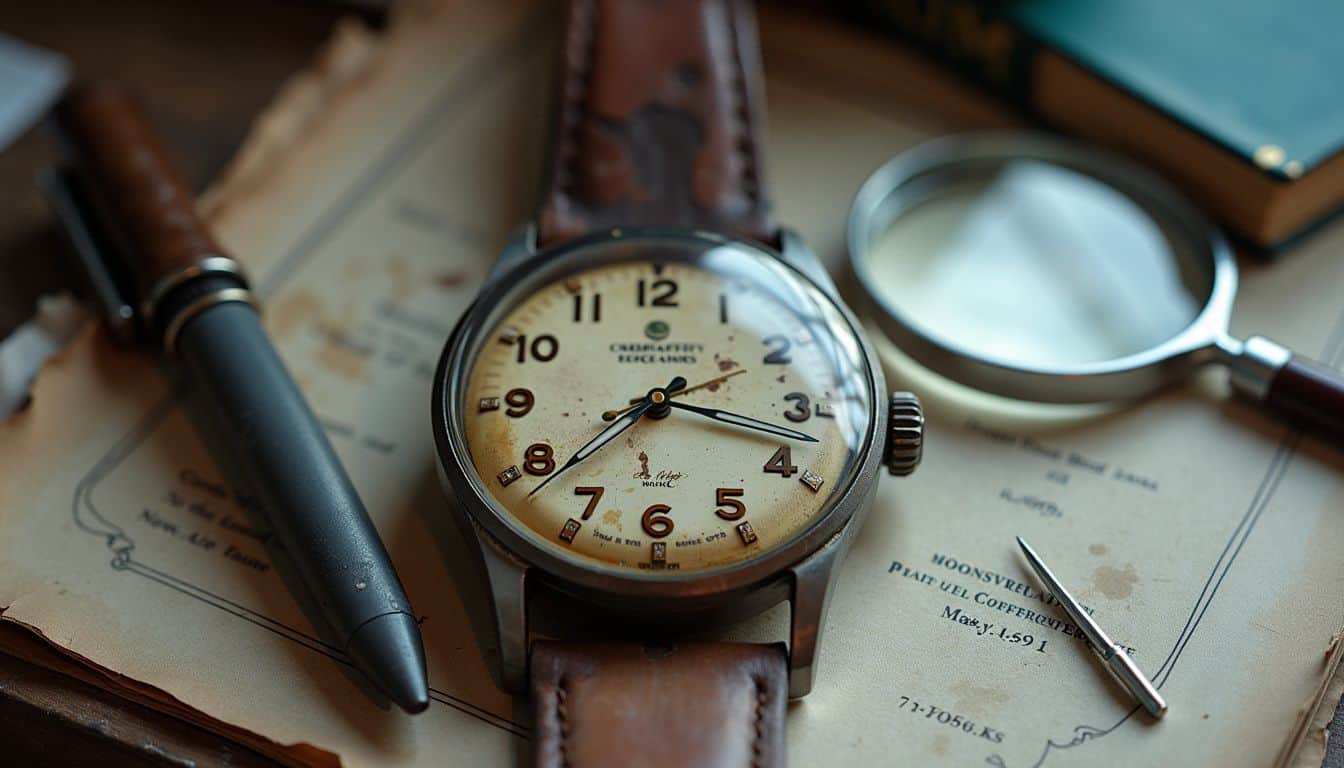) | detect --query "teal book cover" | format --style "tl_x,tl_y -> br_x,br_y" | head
1012,0 -> 1343,182
849,0 -> 1344,250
